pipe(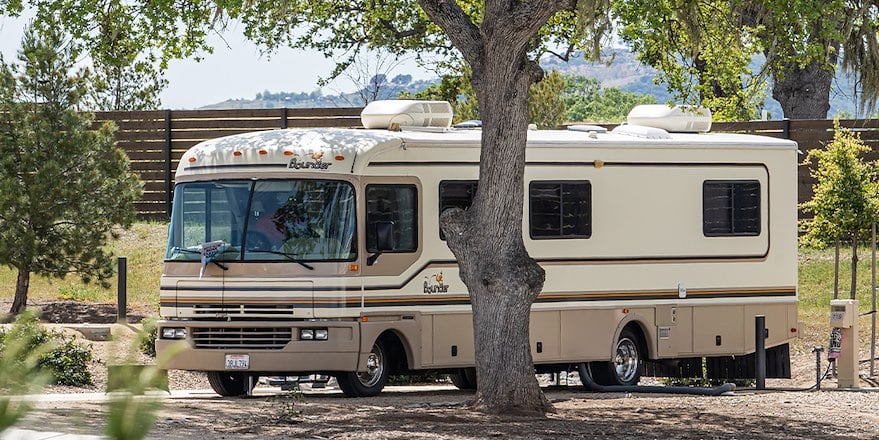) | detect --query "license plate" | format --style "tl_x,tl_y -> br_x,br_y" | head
224,354 -> 250,370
